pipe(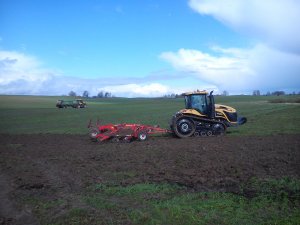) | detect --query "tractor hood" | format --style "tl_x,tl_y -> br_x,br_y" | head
215,104 -> 236,113
215,104 -> 247,125
179,108 -> 202,116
